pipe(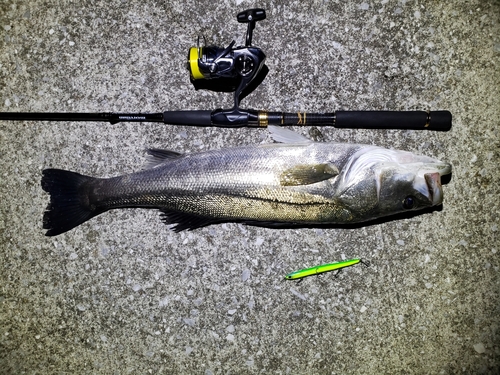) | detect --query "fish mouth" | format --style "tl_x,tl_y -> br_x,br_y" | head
419,163 -> 452,206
